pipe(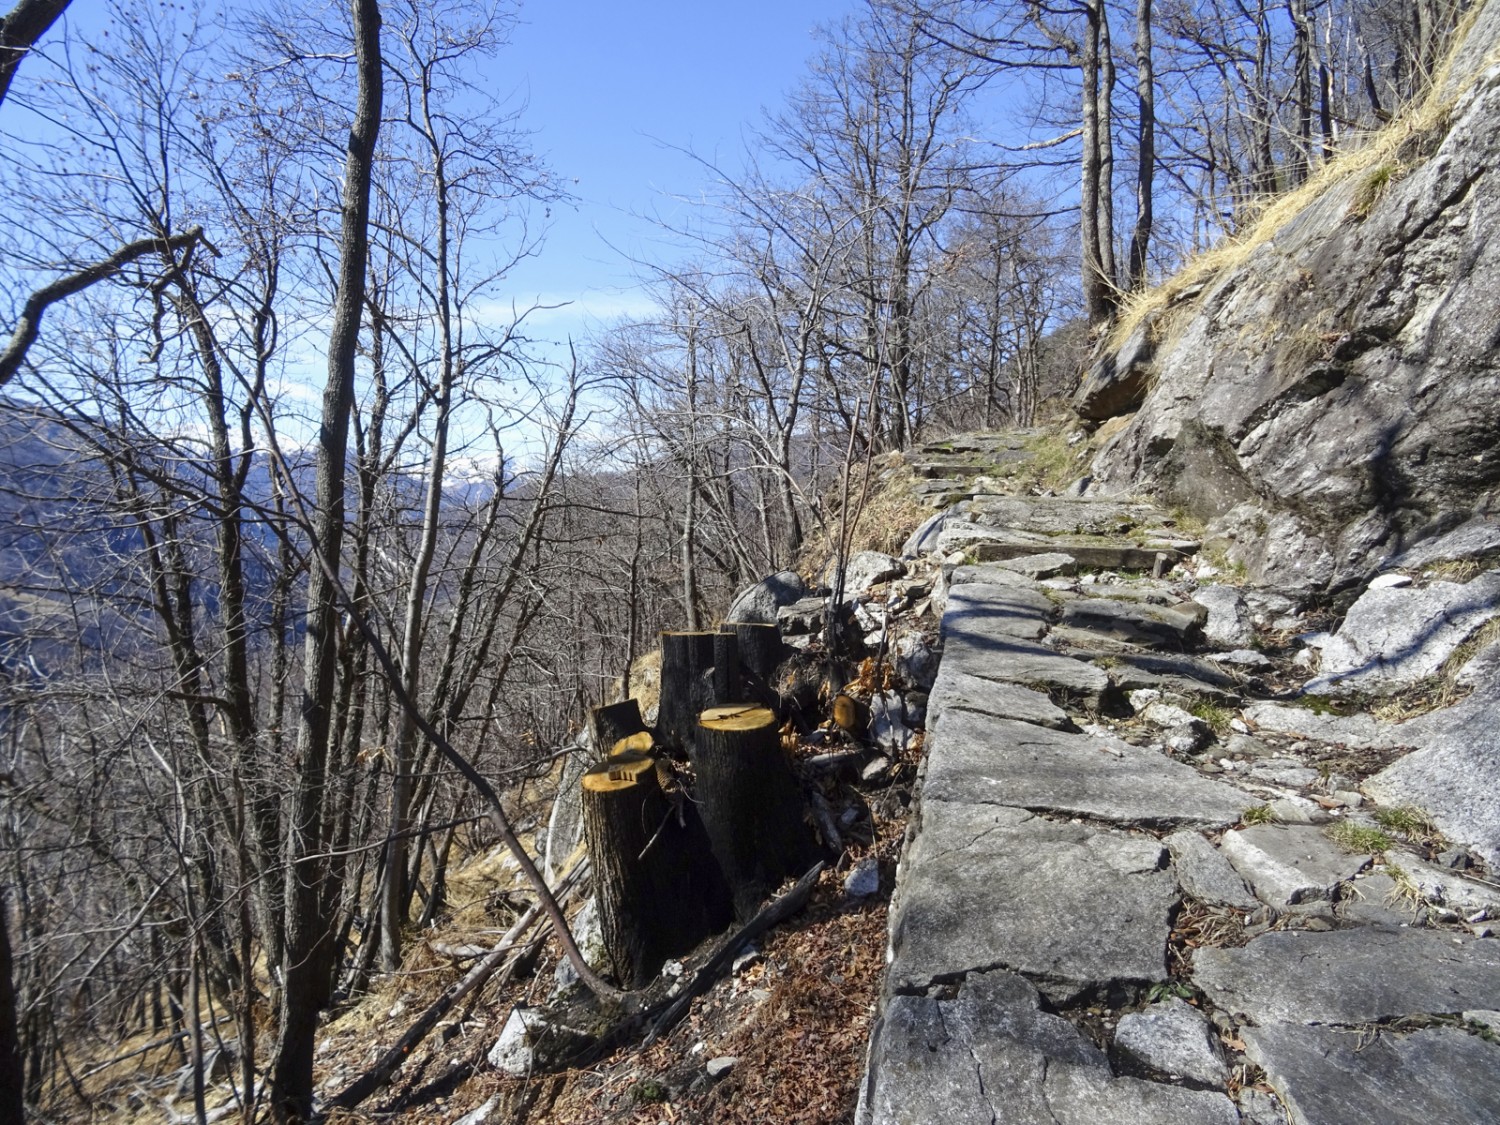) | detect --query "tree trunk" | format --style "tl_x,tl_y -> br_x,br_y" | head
581,753 -> 731,987
1079,0 -> 1114,326
270,0 -> 383,1117
691,705 -> 818,921
1128,0 -> 1155,291
0,900 -> 24,1125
